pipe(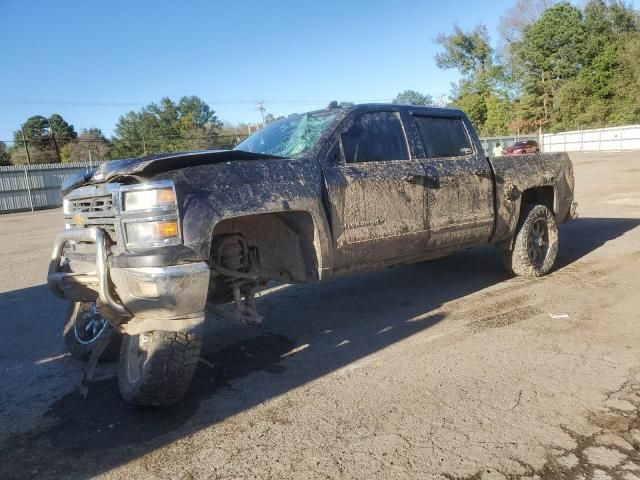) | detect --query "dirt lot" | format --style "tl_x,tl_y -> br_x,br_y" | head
1,152 -> 639,479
